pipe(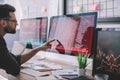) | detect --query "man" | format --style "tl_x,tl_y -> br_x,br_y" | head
0,4 -> 54,75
